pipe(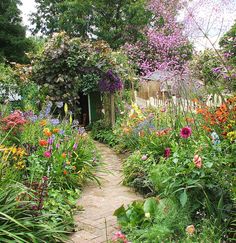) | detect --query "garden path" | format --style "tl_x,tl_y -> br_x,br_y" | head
70,142 -> 142,243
